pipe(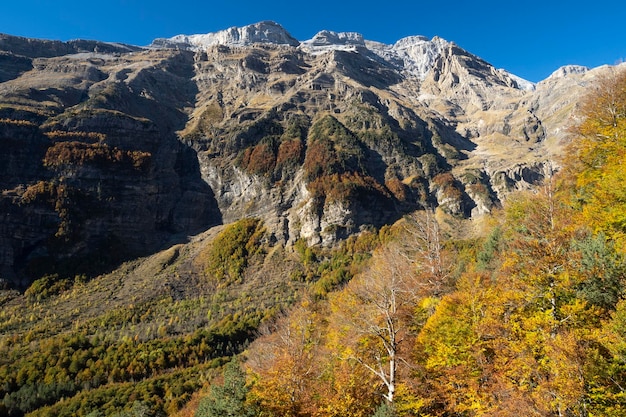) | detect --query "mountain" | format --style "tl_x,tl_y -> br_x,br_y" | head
0,21 -> 620,288
151,20 -> 300,49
